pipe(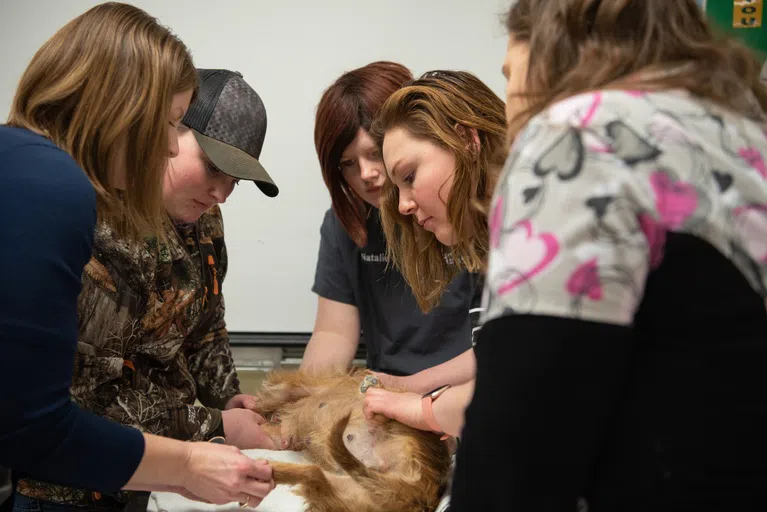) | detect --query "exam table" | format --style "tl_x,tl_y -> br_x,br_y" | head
148,449 -> 452,512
